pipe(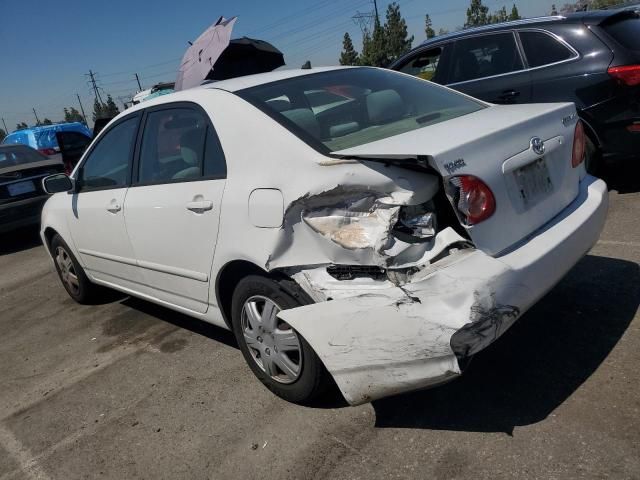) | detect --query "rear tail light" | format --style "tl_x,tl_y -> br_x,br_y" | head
449,175 -> 496,225
38,148 -> 57,156
628,123 -> 640,133
608,65 -> 640,86
572,120 -> 586,168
